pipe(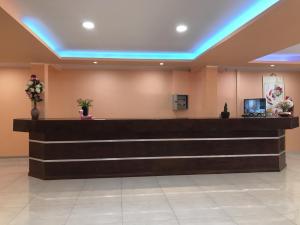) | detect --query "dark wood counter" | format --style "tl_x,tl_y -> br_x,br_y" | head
13,117 -> 299,180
